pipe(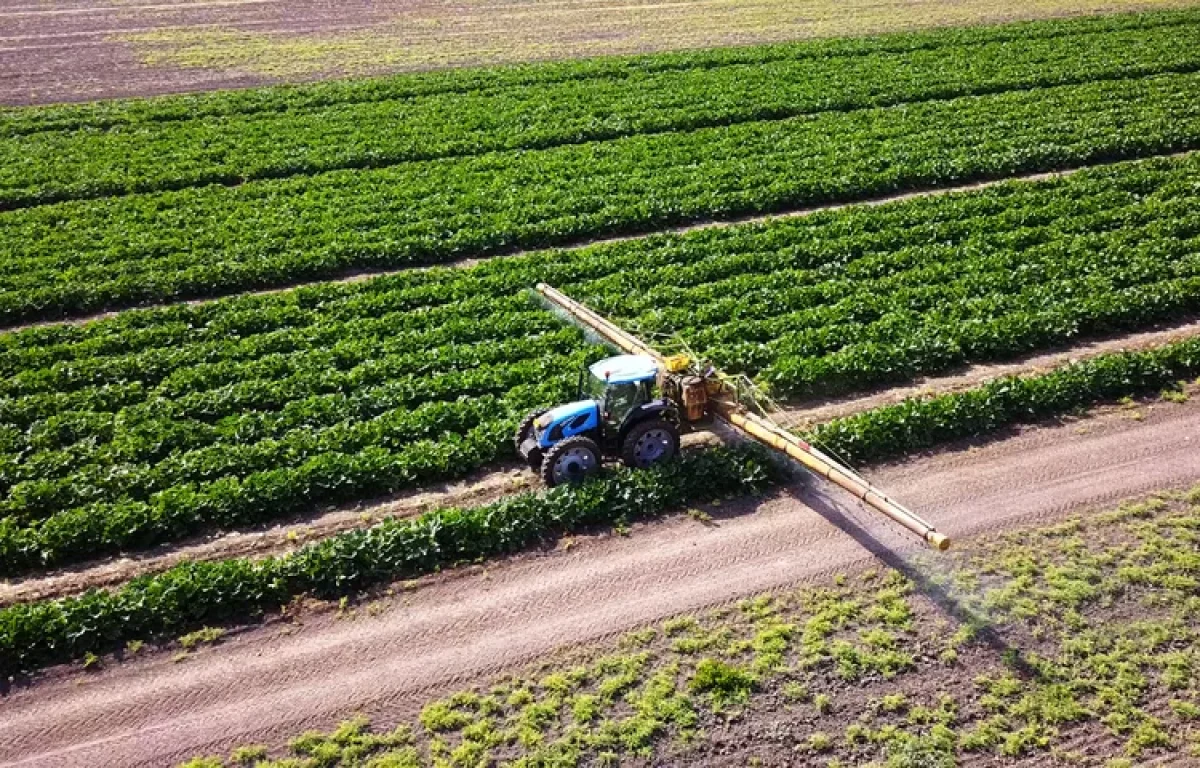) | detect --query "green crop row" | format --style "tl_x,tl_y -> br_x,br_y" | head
811,337 -> 1200,464
6,153 -> 1189,375
3,9 -> 1193,139
0,445 -> 778,677
2,159 -> 1192,453
5,18 -> 1200,209
4,70 -> 1200,325
1,155 -> 1197,574
0,358 -> 595,573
